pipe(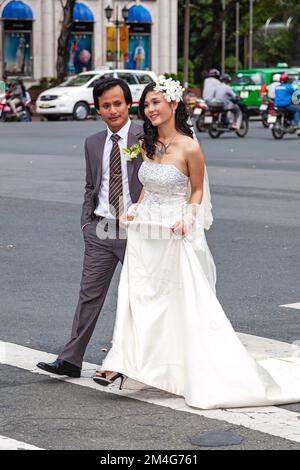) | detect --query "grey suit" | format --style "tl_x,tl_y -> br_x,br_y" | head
59,121 -> 143,368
